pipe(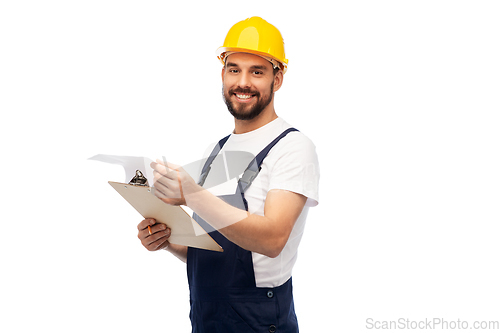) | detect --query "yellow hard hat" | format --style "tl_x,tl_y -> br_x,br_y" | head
217,17 -> 288,73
